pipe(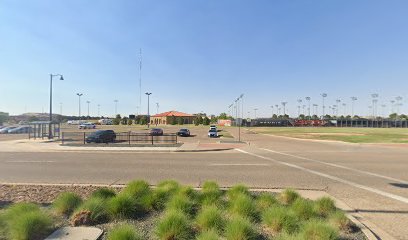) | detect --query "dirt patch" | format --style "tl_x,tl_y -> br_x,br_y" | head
306,133 -> 365,136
